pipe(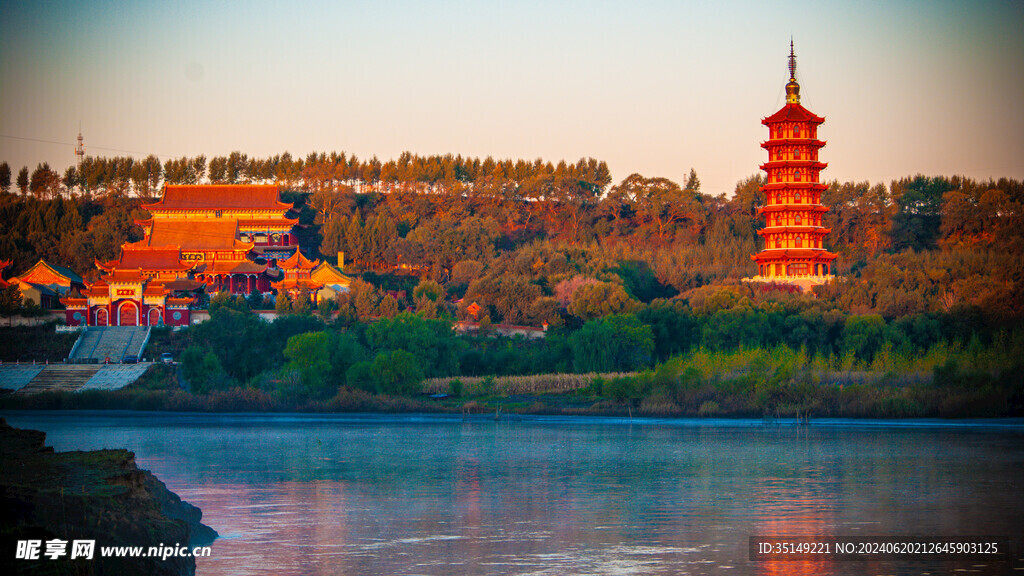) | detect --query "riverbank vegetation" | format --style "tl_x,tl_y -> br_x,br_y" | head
2,304 -> 1021,418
